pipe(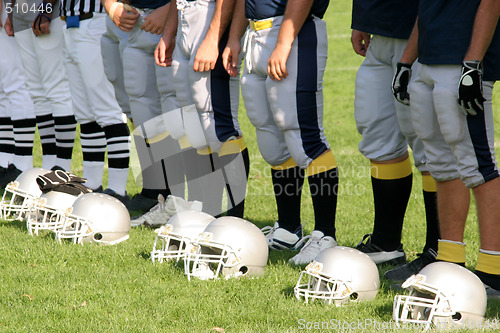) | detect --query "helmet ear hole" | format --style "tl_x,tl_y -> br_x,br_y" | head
94,233 -> 103,241
452,312 -> 462,321
239,266 -> 248,275
350,292 -> 359,301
